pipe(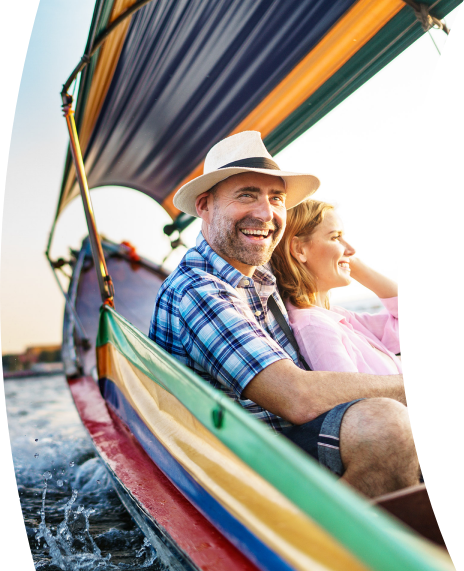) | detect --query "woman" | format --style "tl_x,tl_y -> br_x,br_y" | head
271,200 -> 401,374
